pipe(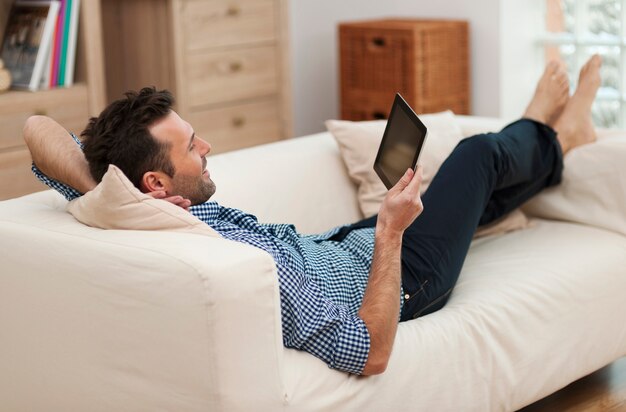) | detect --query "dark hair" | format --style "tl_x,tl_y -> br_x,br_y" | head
82,87 -> 176,188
